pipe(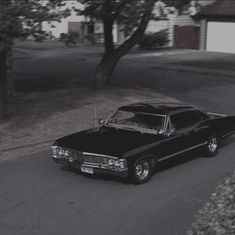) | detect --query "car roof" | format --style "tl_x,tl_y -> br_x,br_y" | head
118,103 -> 196,115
